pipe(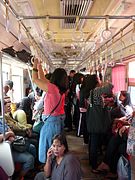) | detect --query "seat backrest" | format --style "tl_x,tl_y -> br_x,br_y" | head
0,141 -> 14,176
